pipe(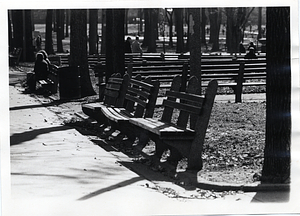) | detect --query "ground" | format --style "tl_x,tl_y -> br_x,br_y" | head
10,62 -> 265,187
